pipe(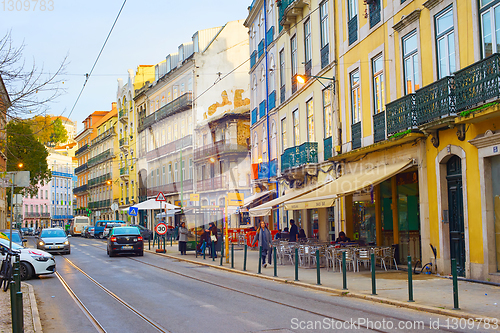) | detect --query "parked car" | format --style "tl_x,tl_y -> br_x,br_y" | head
0,238 -> 56,280
0,229 -> 27,246
130,224 -> 153,240
102,223 -> 126,239
88,226 -> 95,238
107,226 -> 144,257
27,227 -> 34,236
36,228 -> 71,254
20,228 -> 30,236
94,220 -> 125,239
